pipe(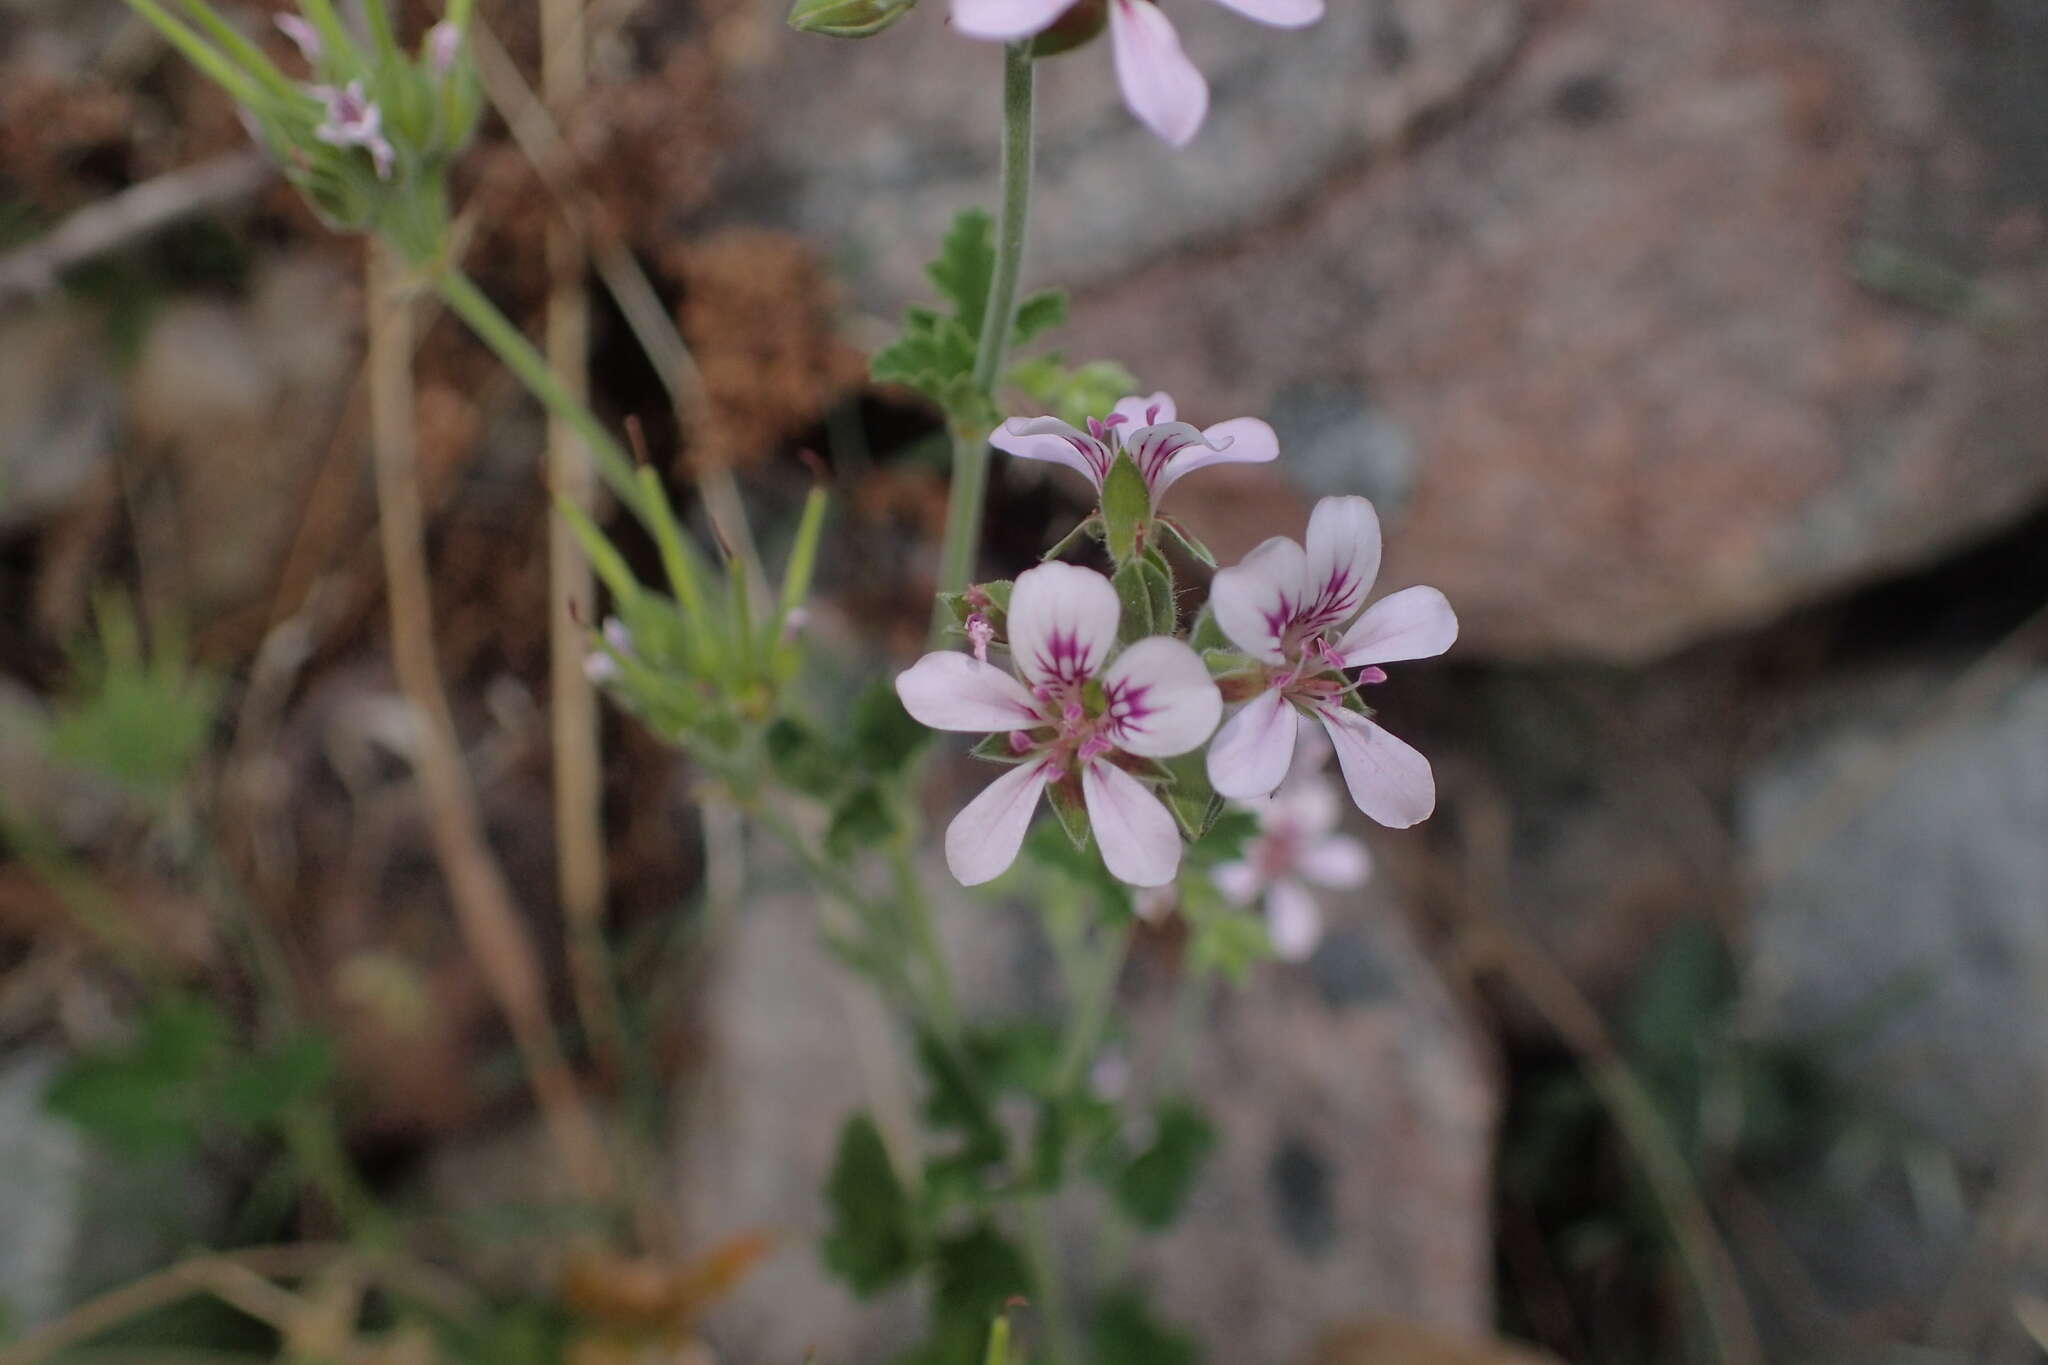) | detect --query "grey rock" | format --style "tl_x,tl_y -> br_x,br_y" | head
669,849 -> 1495,1358
1127,908 -> 1498,1357
1742,670 -> 2048,1168
721,0 -> 1526,307
0,1051 -> 85,1329
1065,0 -> 2048,660
0,308 -> 119,536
